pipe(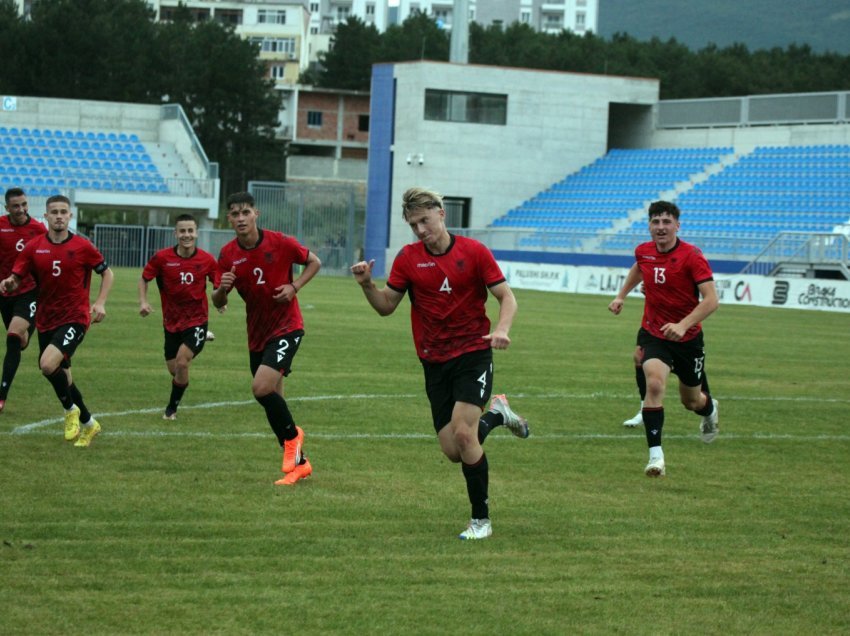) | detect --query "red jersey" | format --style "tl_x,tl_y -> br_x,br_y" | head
142,246 -> 216,333
0,214 -> 47,296
387,234 -> 506,363
635,238 -> 714,342
216,229 -> 309,352
12,233 -> 108,332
